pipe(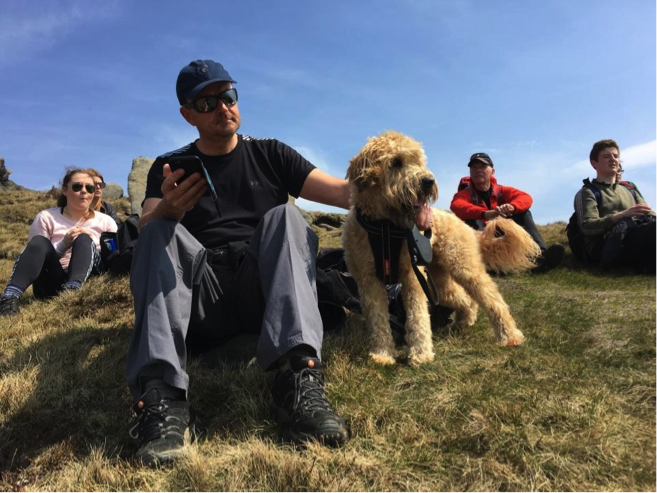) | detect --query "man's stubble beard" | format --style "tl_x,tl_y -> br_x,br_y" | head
213,114 -> 241,139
